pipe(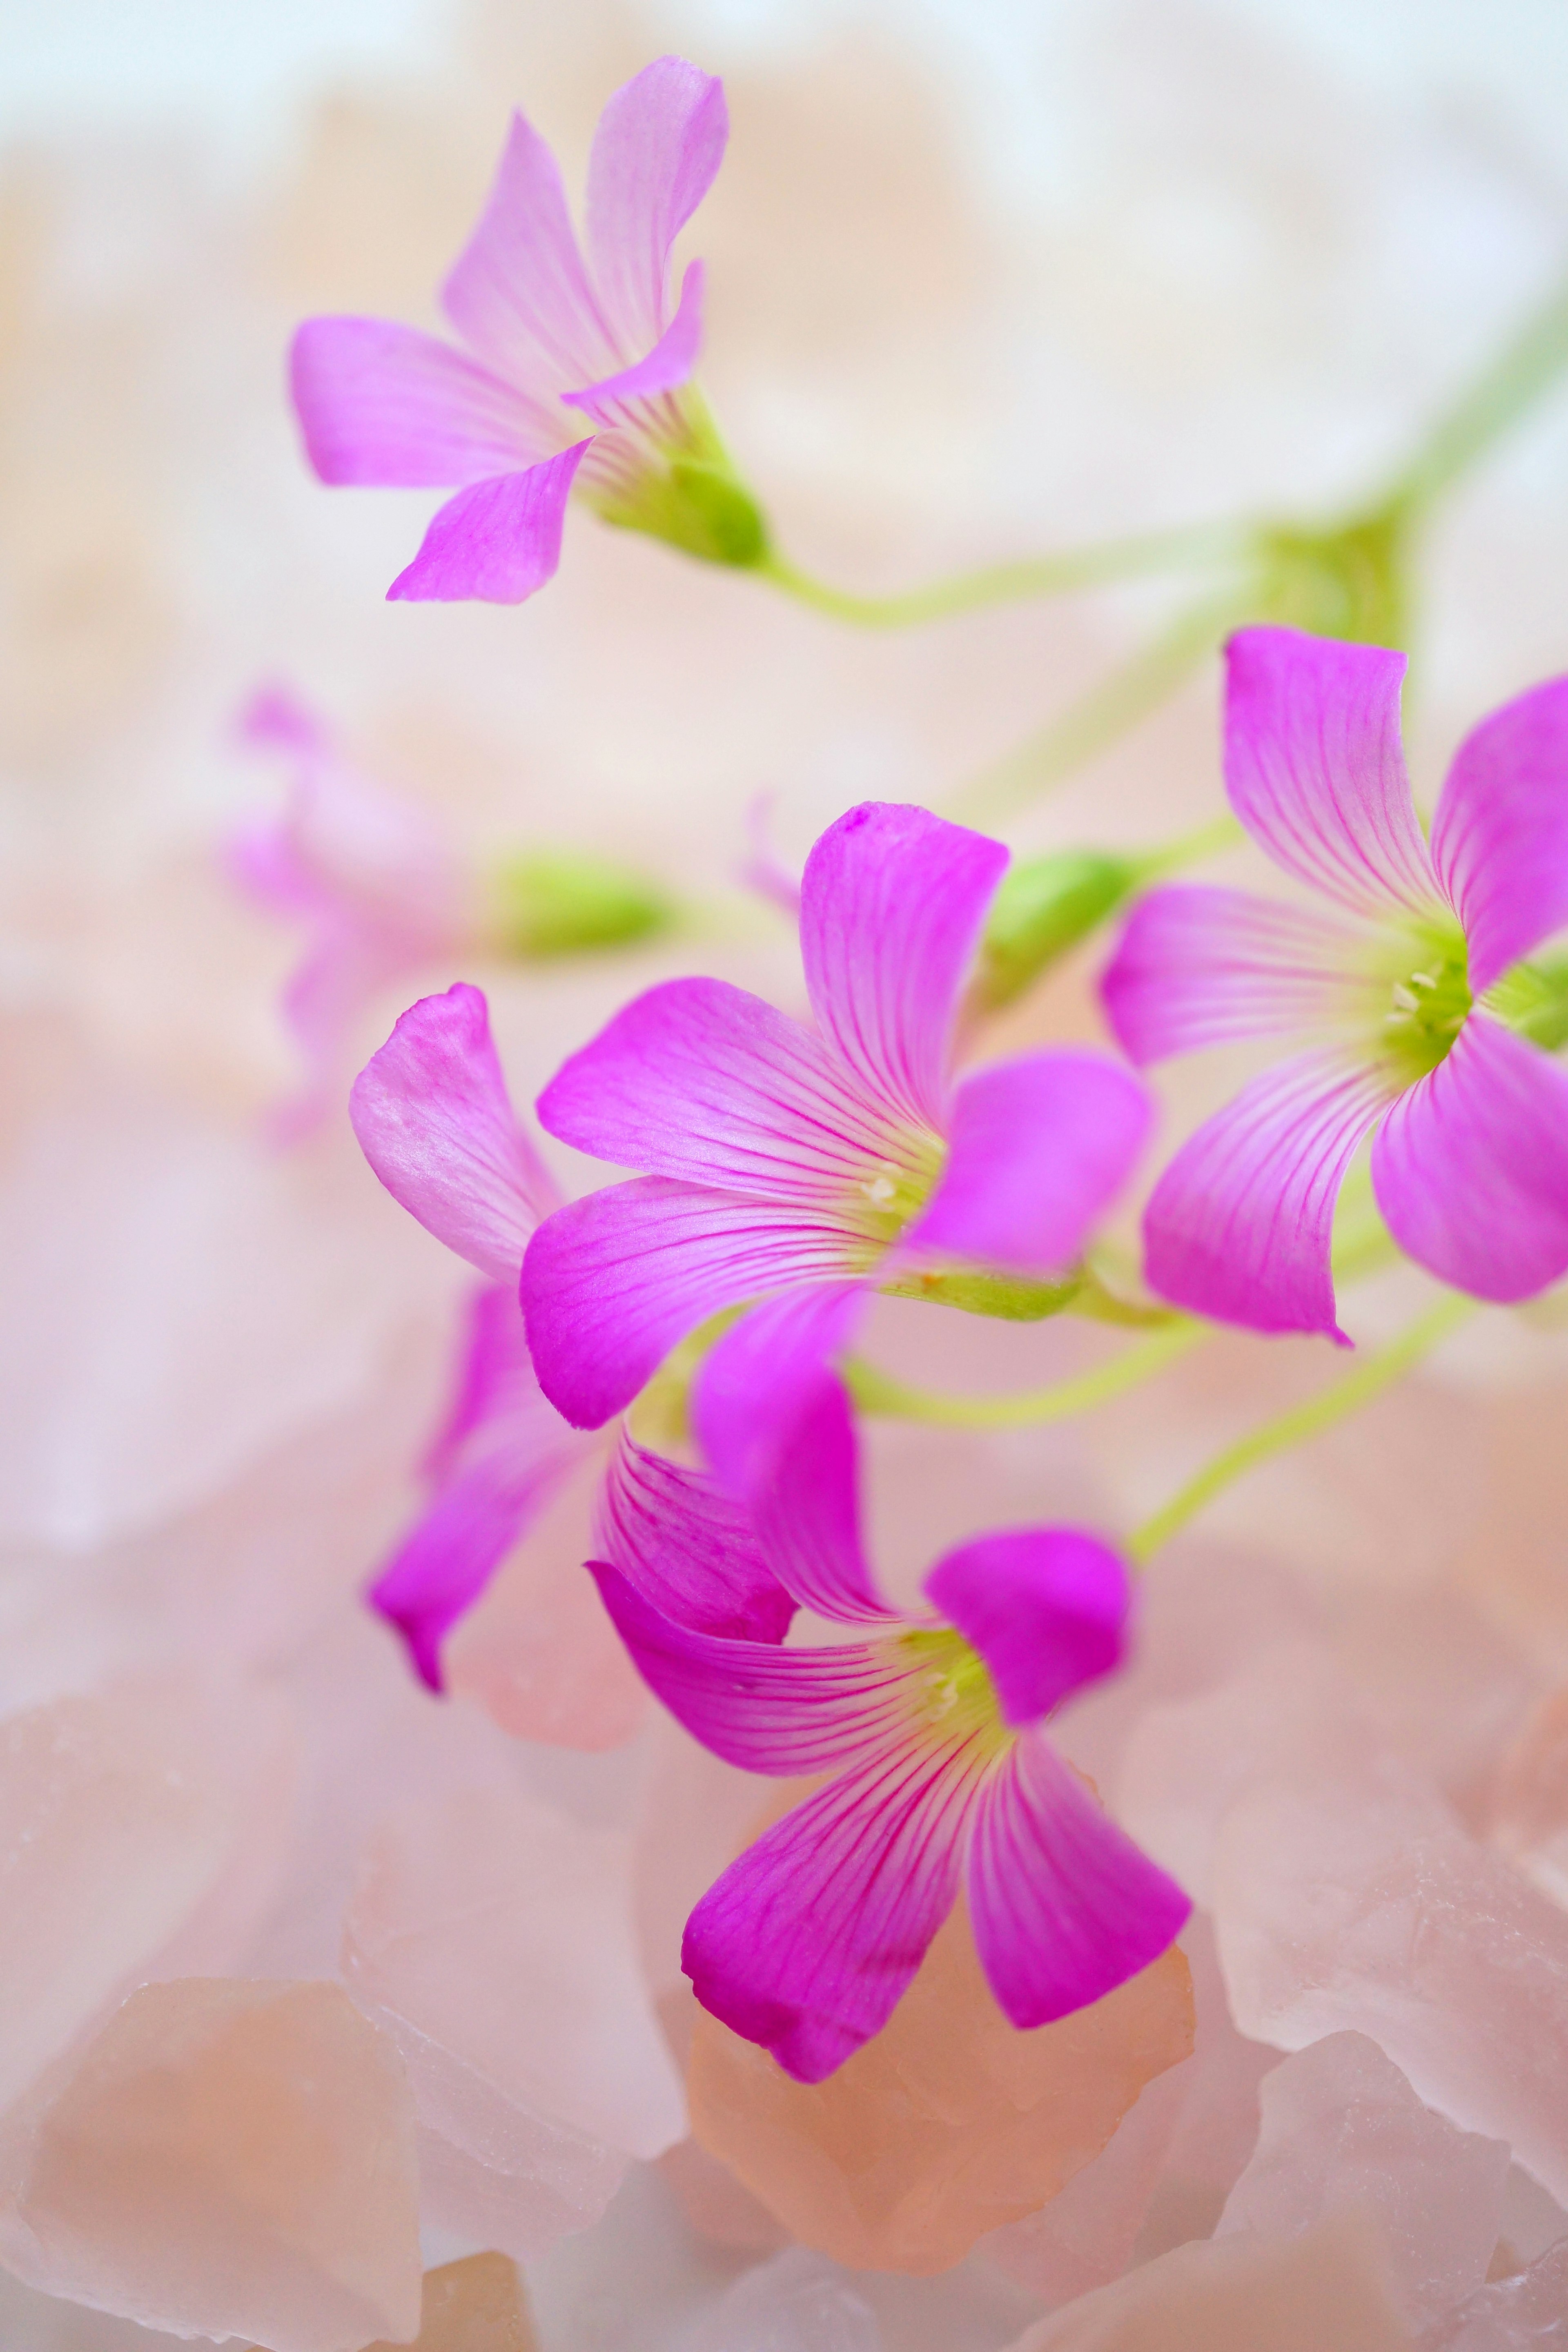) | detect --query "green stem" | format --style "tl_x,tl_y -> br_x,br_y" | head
1133,811 -> 1245,880
845,1316 -> 1207,1429
1380,267 -> 1568,519
1126,1292 -> 1475,1566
